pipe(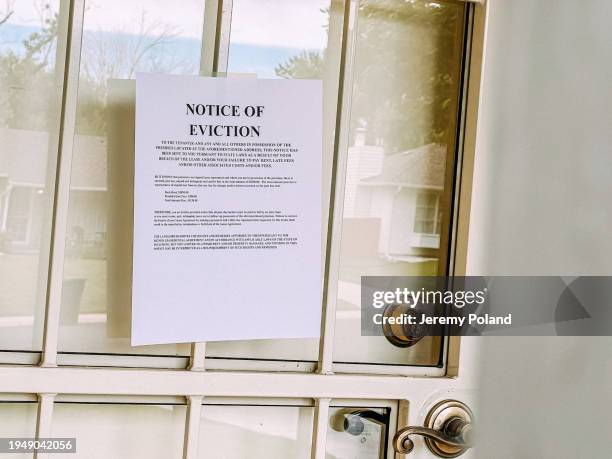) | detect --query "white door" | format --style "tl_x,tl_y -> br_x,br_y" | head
468,1 -> 612,457
0,0 -> 486,458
